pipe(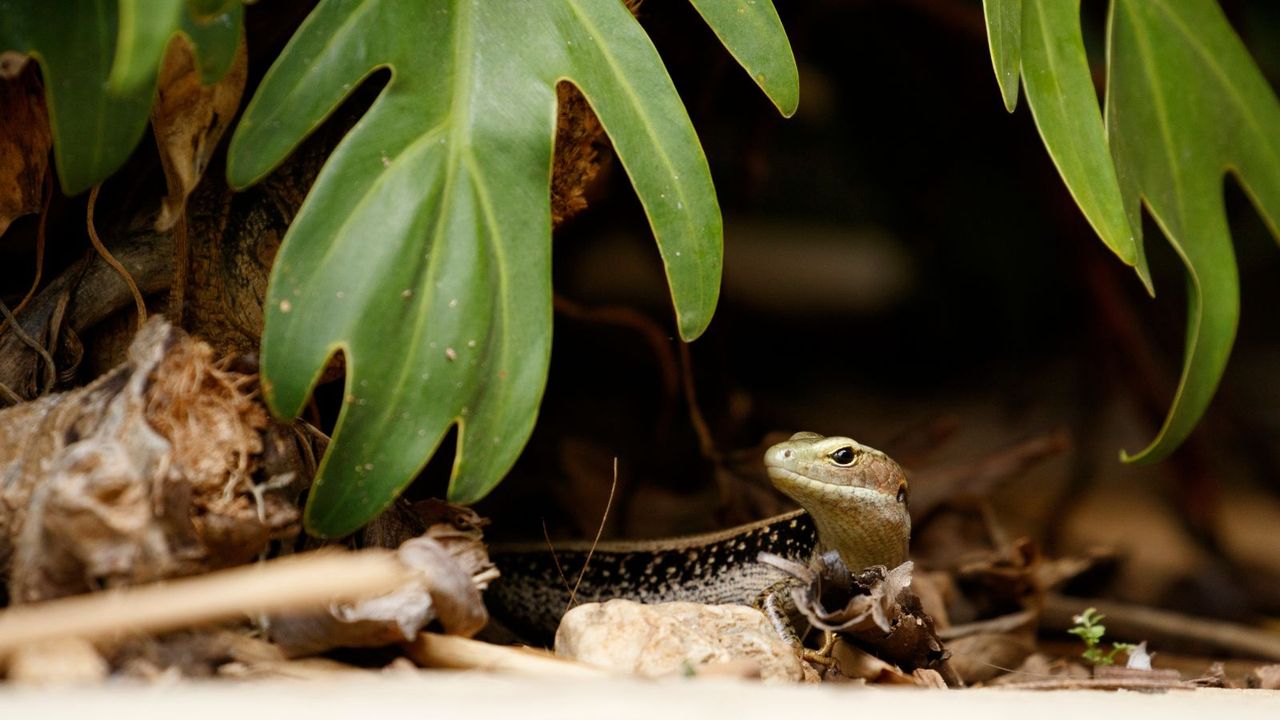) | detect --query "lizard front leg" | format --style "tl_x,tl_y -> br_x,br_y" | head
755,579 -> 835,667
